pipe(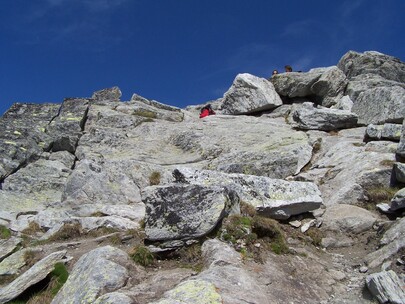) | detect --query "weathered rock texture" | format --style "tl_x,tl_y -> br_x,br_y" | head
0,49 -> 404,304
